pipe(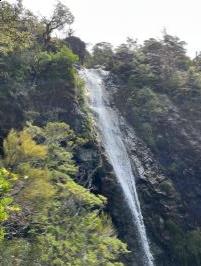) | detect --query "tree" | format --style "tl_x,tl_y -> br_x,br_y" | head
142,34 -> 189,90
65,36 -> 87,64
142,38 -> 163,83
0,0 -> 35,54
112,40 -> 139,81
42,1 -> 74,48
92,42 -> 114,69
163,33 -> 188,70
